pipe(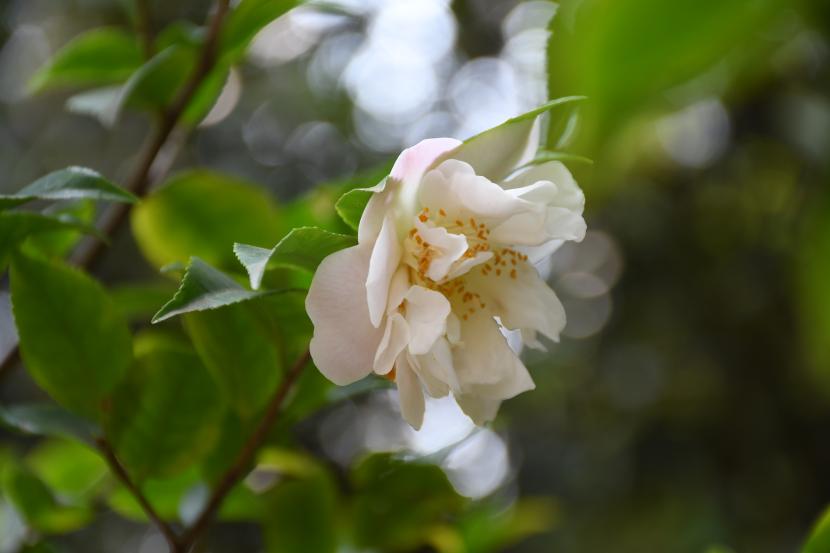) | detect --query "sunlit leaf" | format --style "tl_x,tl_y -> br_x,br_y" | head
2,461 -> 92,534
26,440 -> 107,503
132,170 -> 284,270
9,253 -> 132,418
0,167 -> 136,210
235,227 -> 356,289
29,28 -> 142,93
